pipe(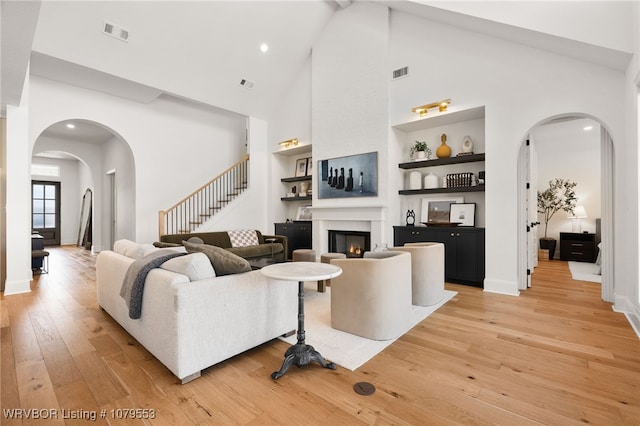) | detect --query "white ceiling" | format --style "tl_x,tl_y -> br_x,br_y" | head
2,1 -> 633,147
29,0 -> 339,119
